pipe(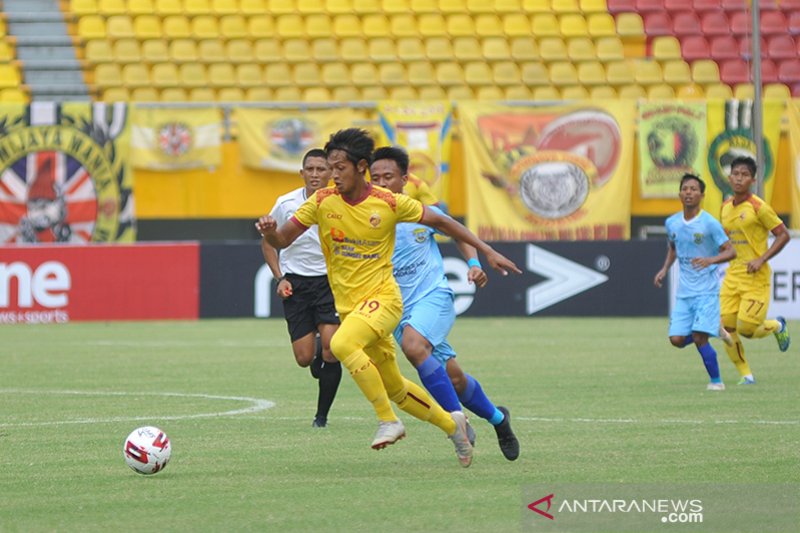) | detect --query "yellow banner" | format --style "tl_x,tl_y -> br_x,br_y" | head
236,108 -> 356,172
0,102 -> 134,243
704,99 -> 783,218
459,102 -> 635,240
130,106 -> 221,170
638,102 -> 707,198
376,101 -> 454,204
788,100 -> 800,230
